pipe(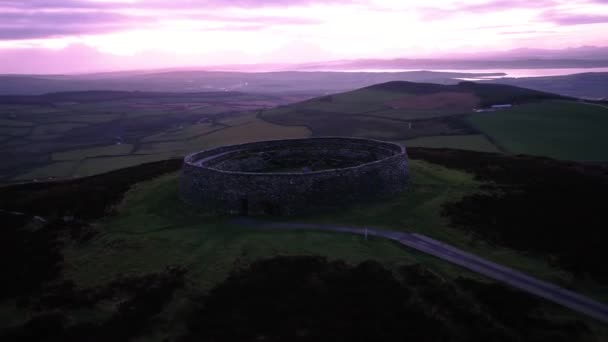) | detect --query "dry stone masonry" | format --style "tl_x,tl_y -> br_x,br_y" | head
179,137 -> 409,215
